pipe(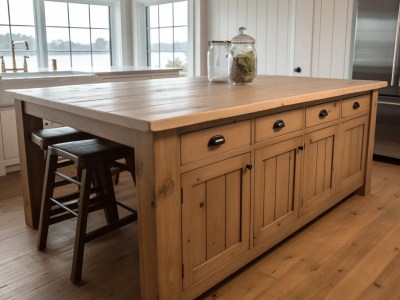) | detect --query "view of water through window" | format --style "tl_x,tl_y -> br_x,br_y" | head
0,0 -> 111,70
146,1 -> 188,74
1,0 -> 188,72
